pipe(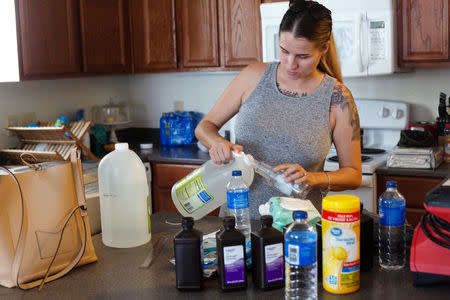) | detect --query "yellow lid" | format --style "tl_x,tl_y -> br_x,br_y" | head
322,195 -> 360,213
